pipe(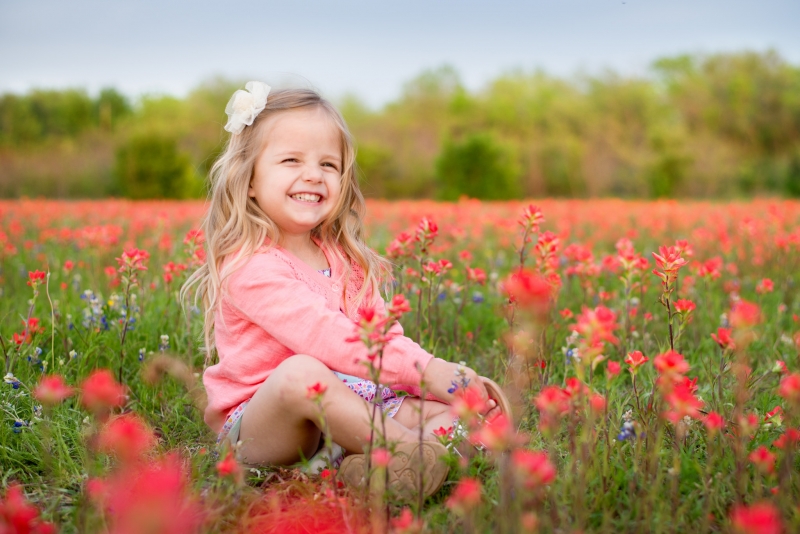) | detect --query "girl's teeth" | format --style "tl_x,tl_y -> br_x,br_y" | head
292,194 -> 321,202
